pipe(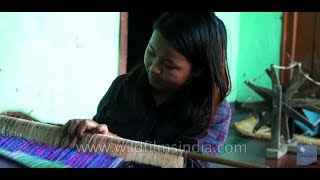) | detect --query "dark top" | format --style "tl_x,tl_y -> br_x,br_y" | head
93,73 -> 231,168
